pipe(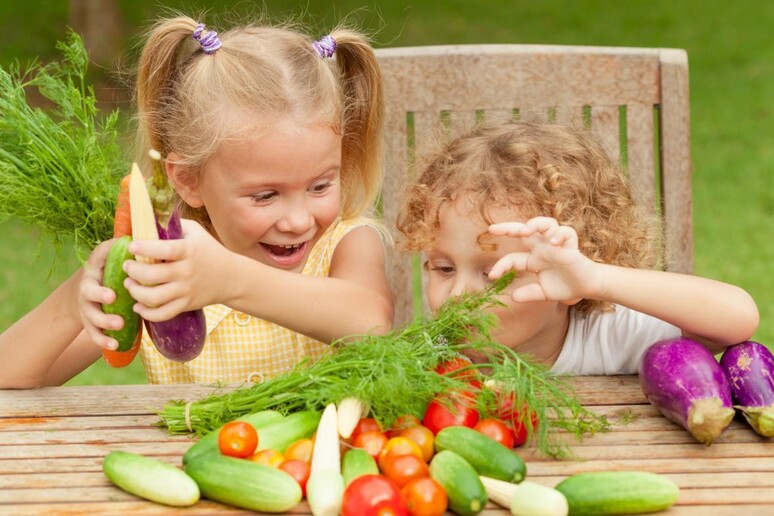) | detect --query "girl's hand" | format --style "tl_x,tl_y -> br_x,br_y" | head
78,239 -> 123,350
123,219 -> 231,322
488,217 -> 602,303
